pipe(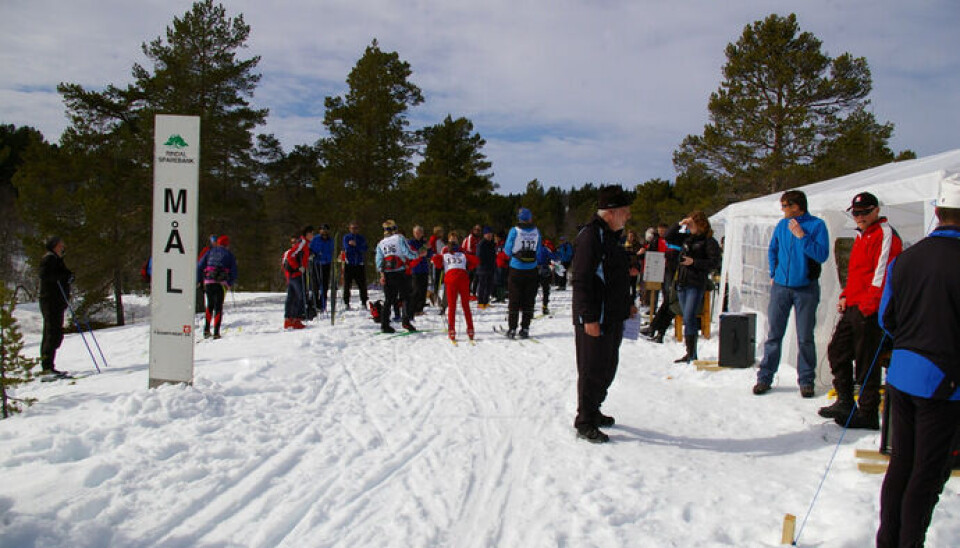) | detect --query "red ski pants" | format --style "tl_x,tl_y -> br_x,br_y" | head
446,277 -> 474,338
